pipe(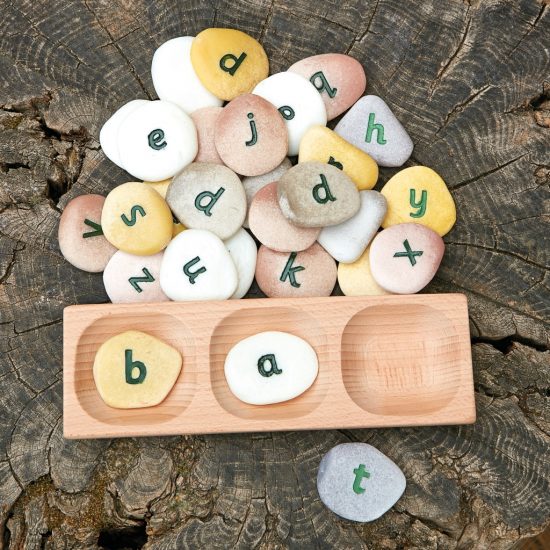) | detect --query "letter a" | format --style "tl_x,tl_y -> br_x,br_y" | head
219,52 -> 247,76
